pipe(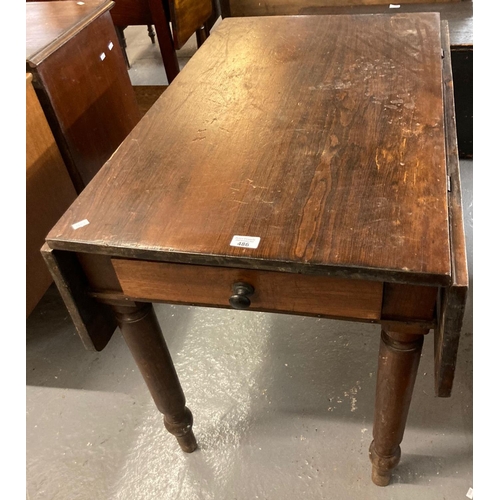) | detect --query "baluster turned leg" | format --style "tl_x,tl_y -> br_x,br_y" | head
369,327 -> 426,486
113,302 -> 197,452
147,24 -> 156,44
148,1 -> 179,83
